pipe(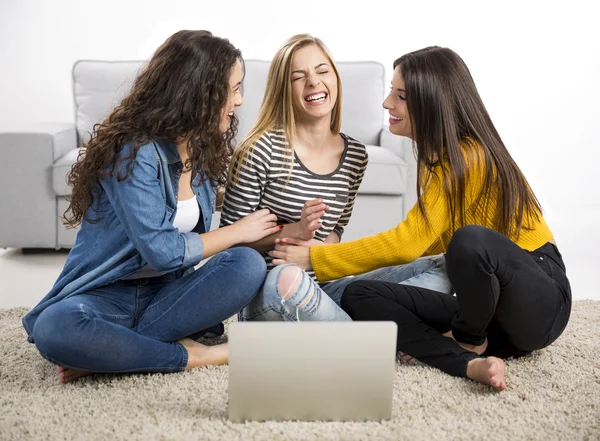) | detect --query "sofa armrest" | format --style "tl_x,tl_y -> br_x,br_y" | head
379,128 -> 418,219
0,123 -> 77,249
